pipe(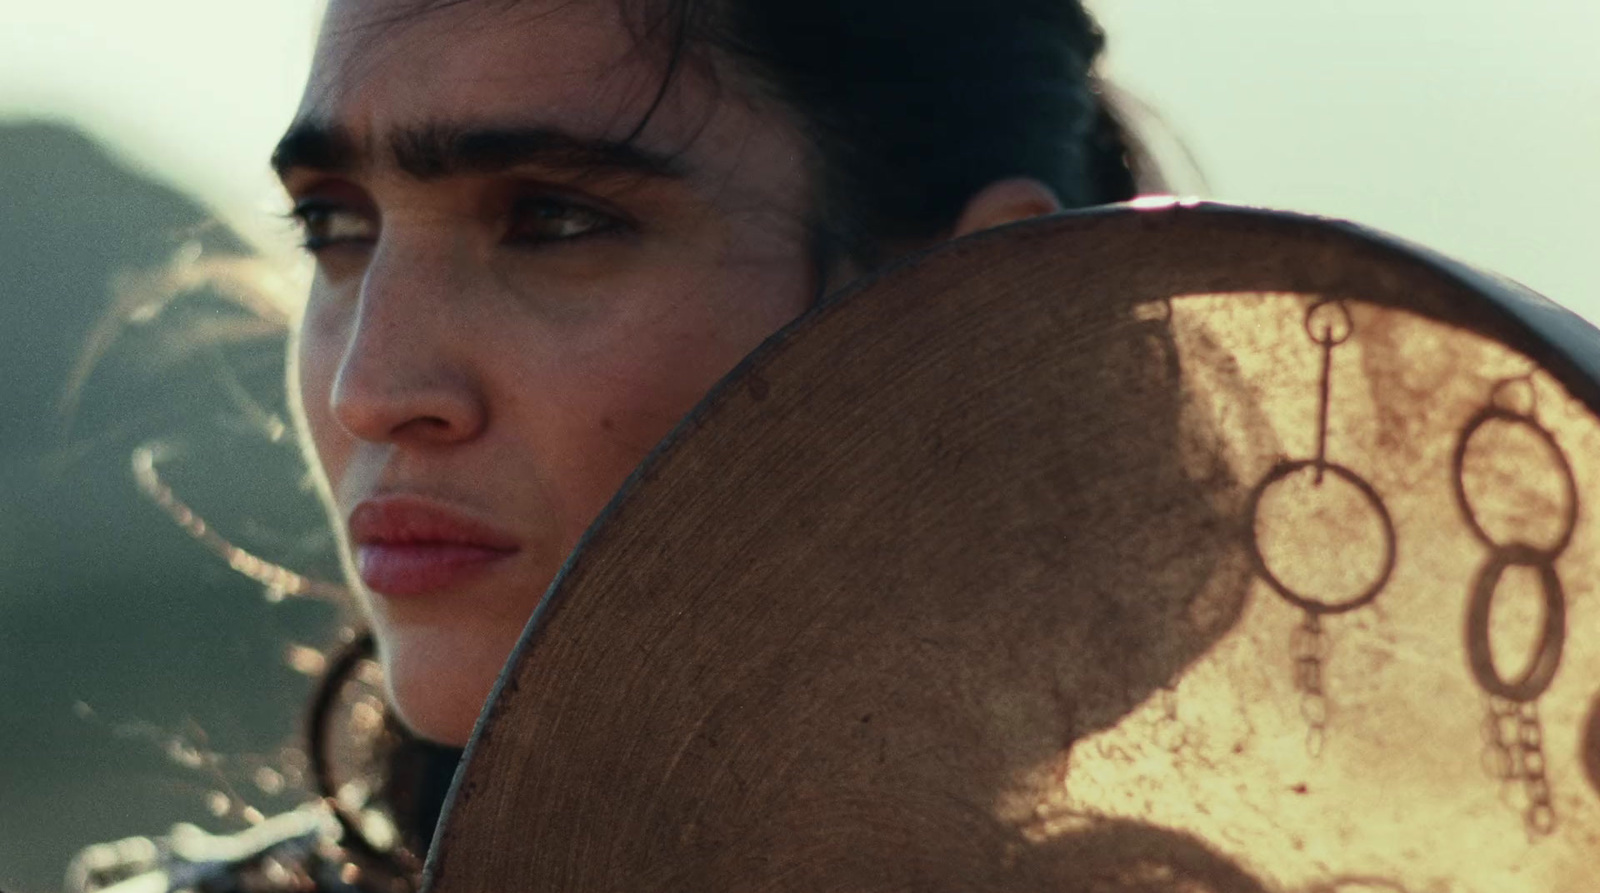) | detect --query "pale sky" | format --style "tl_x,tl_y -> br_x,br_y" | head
3,0 -> 1596,314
